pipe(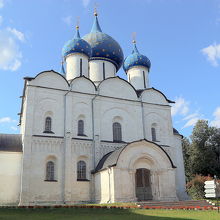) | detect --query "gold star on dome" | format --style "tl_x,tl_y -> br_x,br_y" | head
96,52 -> 99,55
